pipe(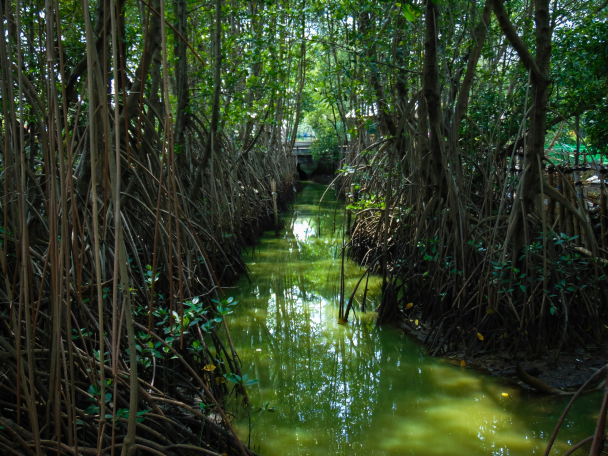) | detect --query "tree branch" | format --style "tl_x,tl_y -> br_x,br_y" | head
492,0 -> 543,80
